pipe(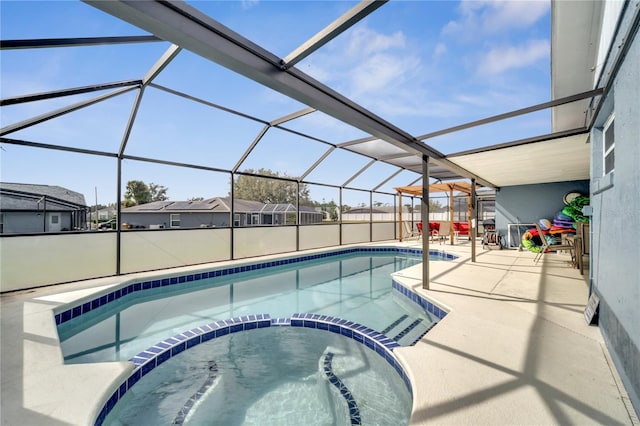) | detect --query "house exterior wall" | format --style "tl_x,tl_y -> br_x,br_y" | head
589,2 -> 640,413
1,211 -> 73,233
121,212 -> 229,228
121,211 -> 322,228
494,180 -> 590,245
